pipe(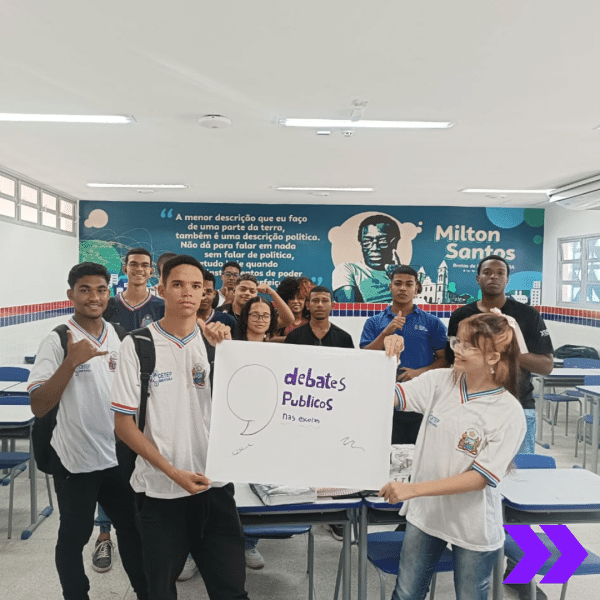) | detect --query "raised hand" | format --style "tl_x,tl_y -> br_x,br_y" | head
383,314 -> 406,335
66,330 -> 108,367
200,321 -> 232,346
257,282 -> 273,295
